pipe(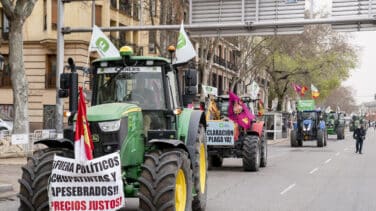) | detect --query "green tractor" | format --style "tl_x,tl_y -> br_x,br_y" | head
325,111 -> 345,140
18,46 -> 208,211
